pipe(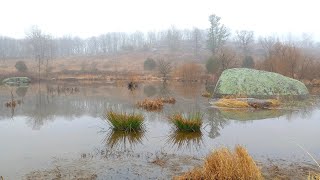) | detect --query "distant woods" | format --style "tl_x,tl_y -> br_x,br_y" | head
1,15 -> 320,82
